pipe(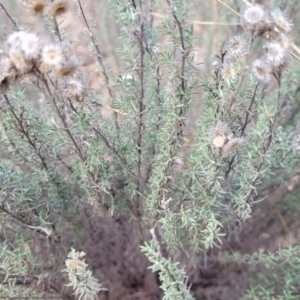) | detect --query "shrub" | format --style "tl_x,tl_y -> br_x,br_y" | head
0,0 -> 300,299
